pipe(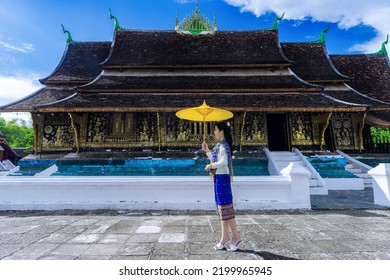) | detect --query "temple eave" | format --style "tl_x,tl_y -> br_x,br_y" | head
102,63 -> 293,69
76,88 -> 323,94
